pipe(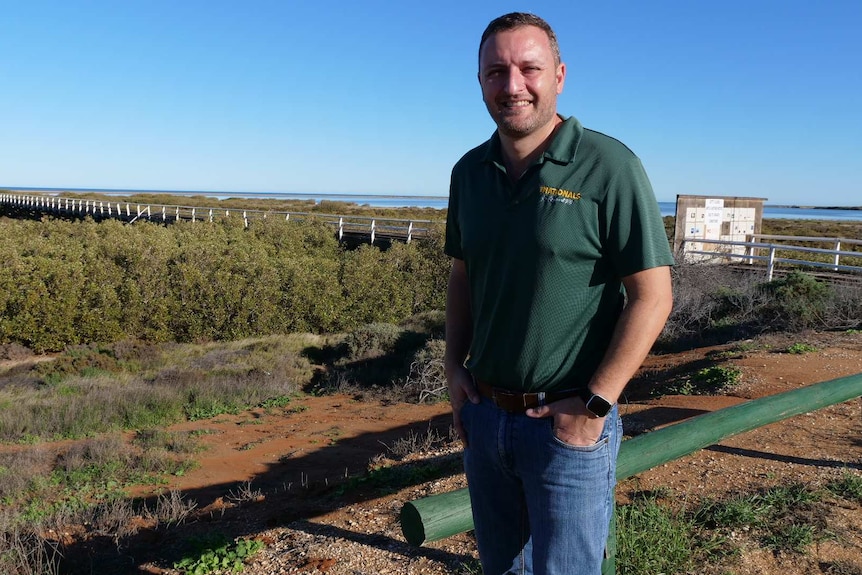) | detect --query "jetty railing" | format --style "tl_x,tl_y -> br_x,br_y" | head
0,192 -> 434,244
400,371 -> 862,573
681,235 -> 862,281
